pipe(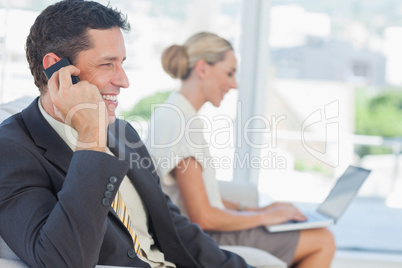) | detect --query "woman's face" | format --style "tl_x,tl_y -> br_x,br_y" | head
203,50 -> 238,107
